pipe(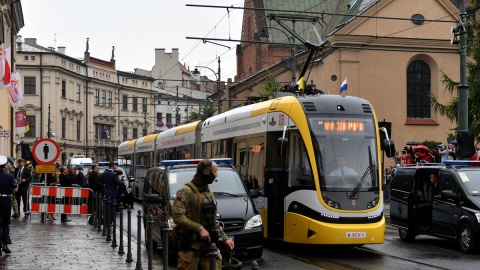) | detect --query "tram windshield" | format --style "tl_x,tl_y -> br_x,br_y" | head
309,116 -> 379,191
